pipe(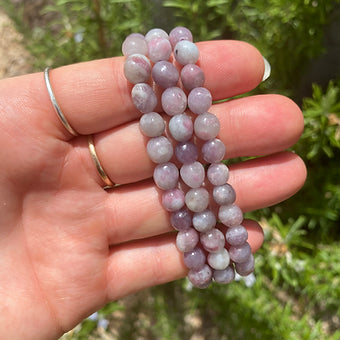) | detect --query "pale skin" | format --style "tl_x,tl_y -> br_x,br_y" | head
0,40 -> 306,339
